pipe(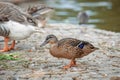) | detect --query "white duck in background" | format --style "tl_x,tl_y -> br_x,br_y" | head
0,2 -> 53,52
